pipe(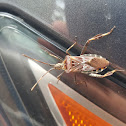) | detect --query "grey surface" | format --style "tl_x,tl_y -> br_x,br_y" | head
0,0 -> 126,69
65,0 -> 126,70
